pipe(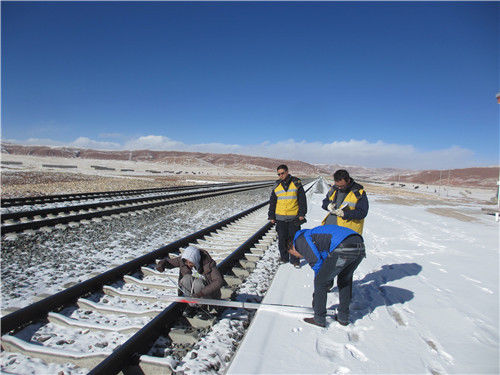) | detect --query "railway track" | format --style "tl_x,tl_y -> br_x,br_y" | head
1,198 -> 278,374
1,181 -> 248,208
1,180 -> 316,374
1,181 -> 274,235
